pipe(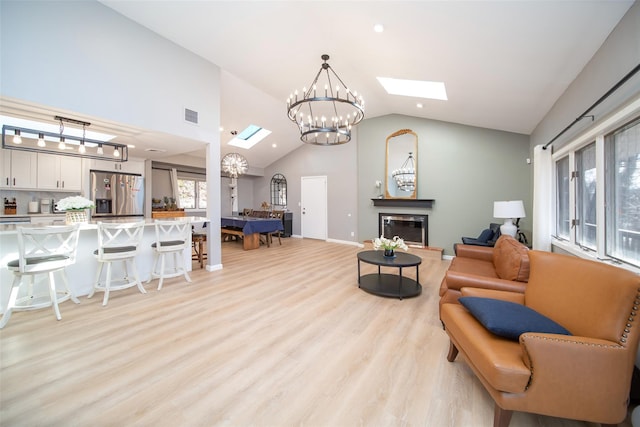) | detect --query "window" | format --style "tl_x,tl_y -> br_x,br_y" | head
553,112 -> 640,269
576,142 -> 597,250
198,181 -> 207,209
556,156 -> 570,240
606,118 -> 640,265
177,177 -> 206,210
